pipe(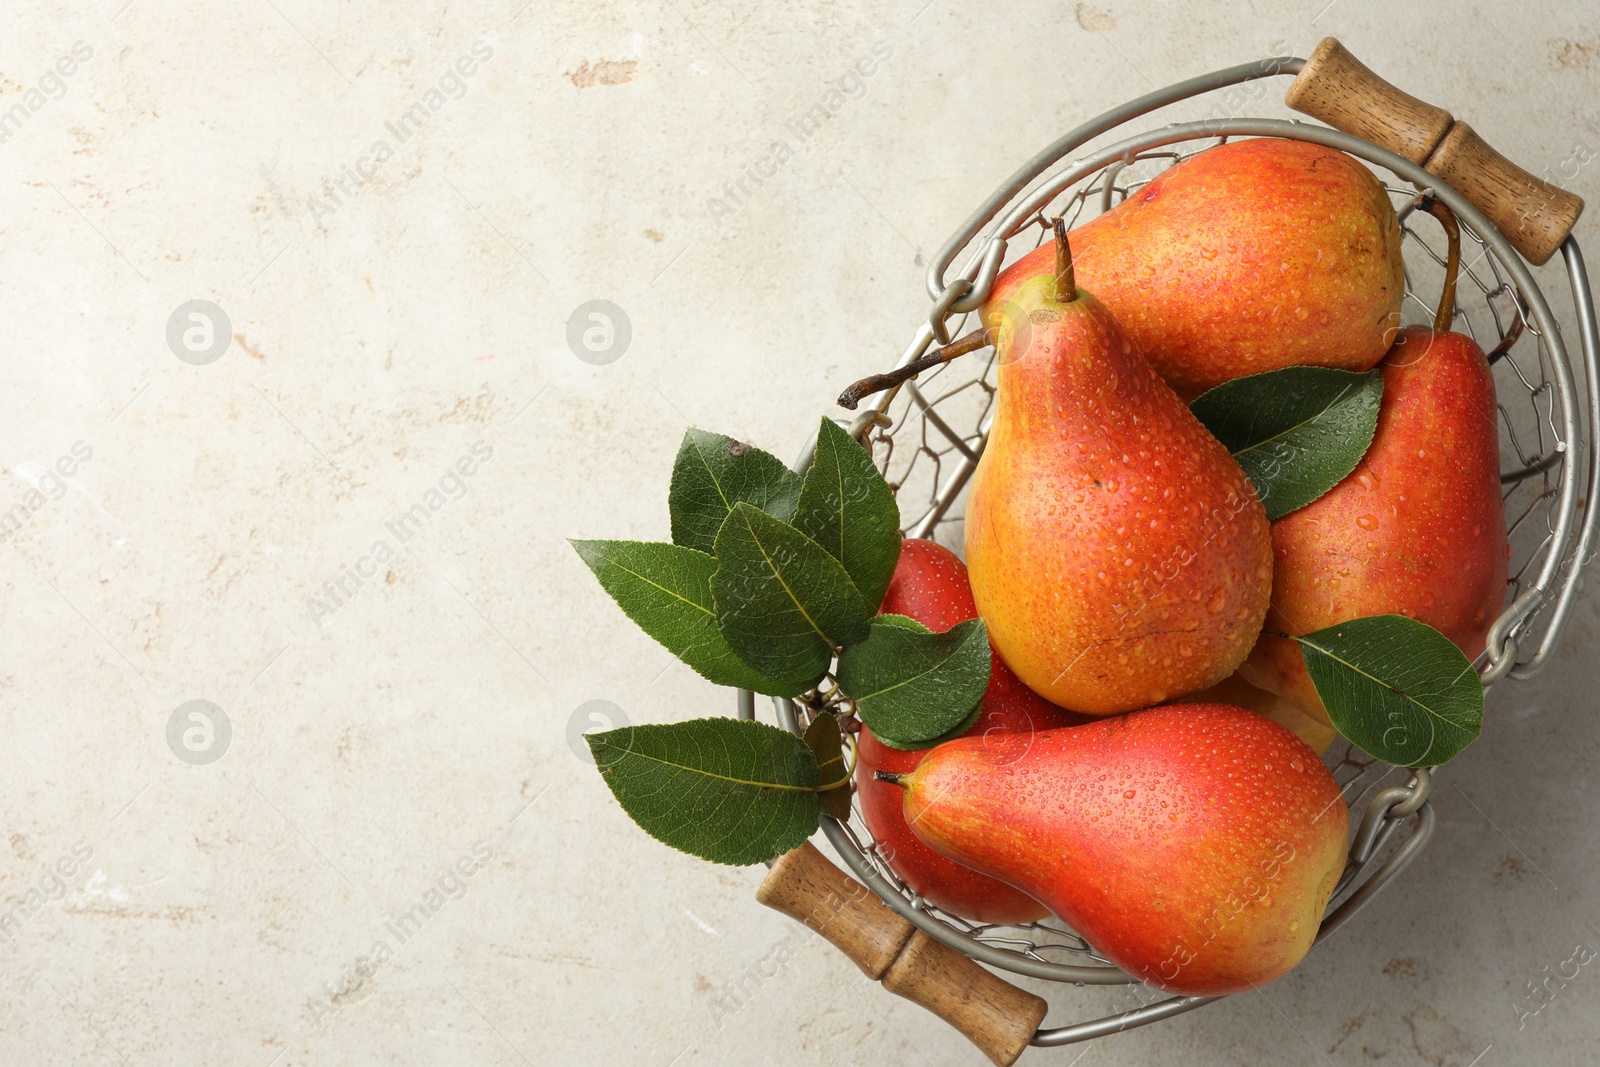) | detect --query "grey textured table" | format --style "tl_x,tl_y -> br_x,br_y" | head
1,1 -> 1596,1064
